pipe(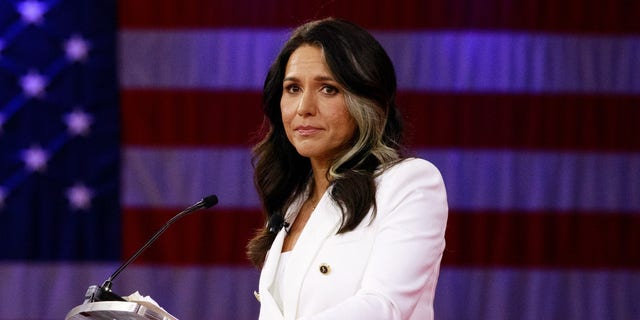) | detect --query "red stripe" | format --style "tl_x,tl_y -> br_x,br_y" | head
122,208 -> 640,268
119,0 -> 640,34
443,210 -> 640,269
122,89 -> 640,151
398,92 -> 640,152
121,90 -> 264,147
122,207 -> 264,266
